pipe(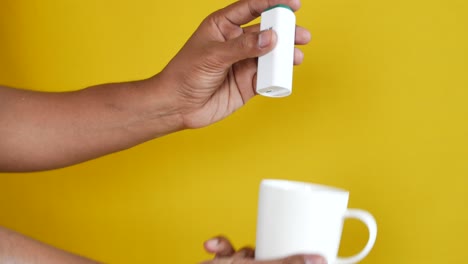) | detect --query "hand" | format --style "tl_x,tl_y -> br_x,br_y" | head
0,0 -> 312,172
157,0 -> 311,129
200,236 -> 327,264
